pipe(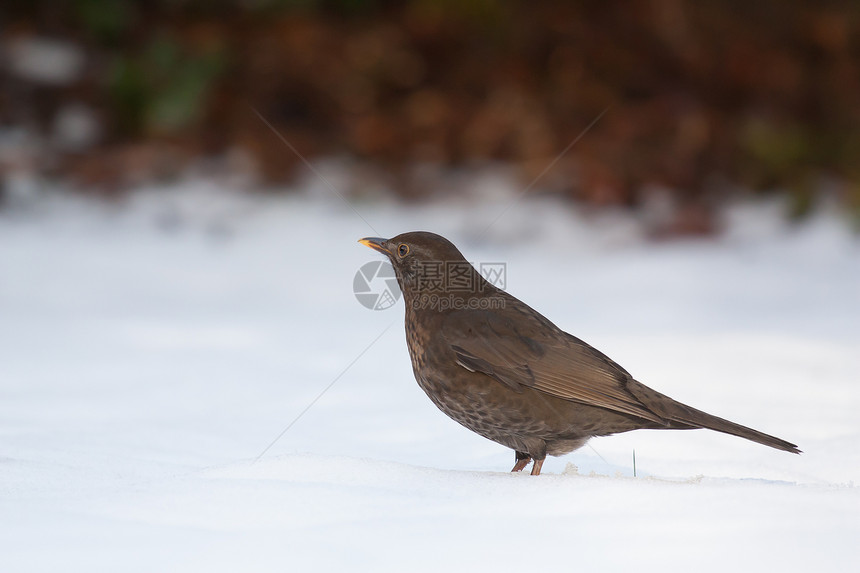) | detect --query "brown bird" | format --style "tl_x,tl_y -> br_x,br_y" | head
359,231 -> 800,475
